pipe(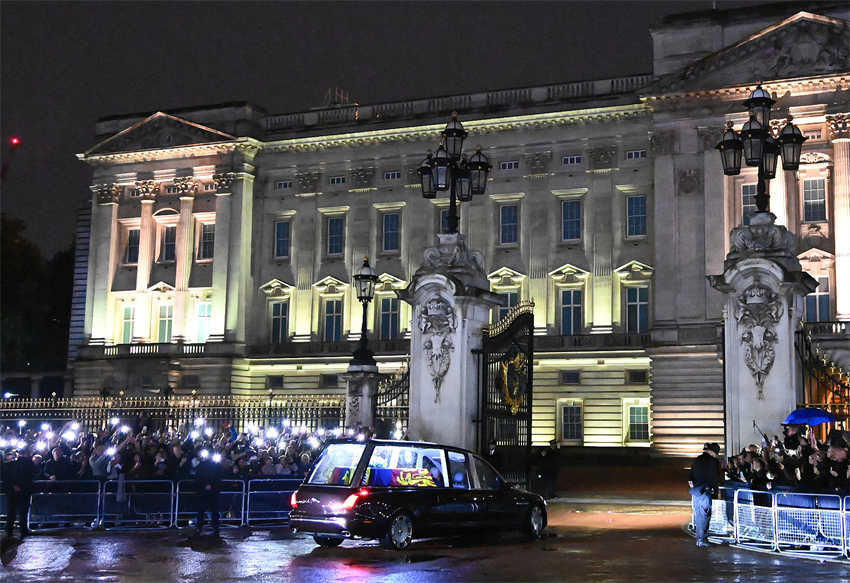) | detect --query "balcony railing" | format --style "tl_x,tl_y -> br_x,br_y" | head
80,342 -> 213,359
